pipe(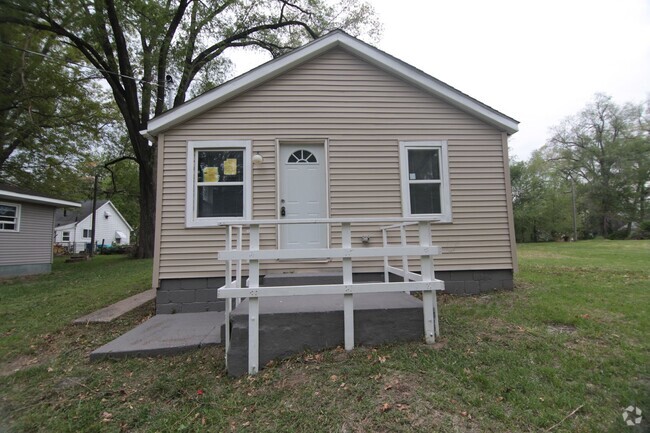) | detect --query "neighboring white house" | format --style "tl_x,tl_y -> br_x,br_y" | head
54,200 -> 133,253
